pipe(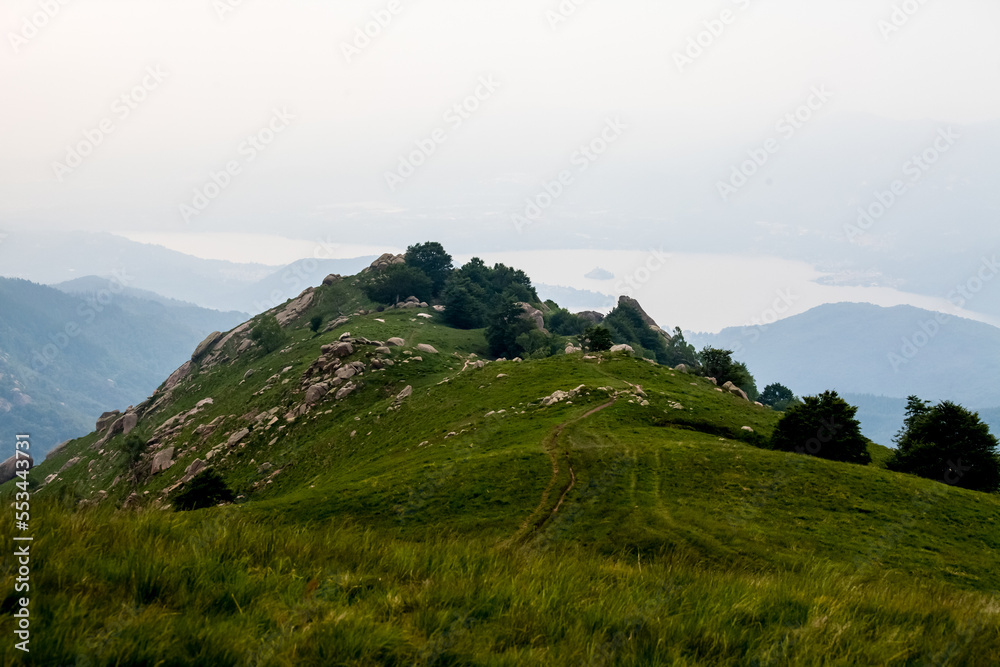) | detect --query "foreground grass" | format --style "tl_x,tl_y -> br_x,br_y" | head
2,503 -> 997,666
